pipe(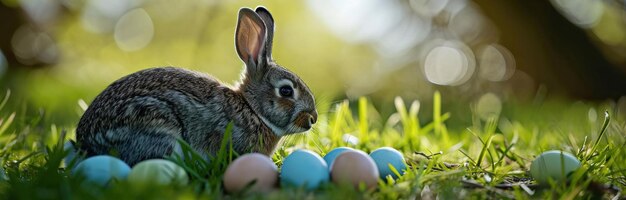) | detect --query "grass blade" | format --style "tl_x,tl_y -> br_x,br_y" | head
0,90 -> 10,112
586,111 -> 610,161
476,135 -> 495,167
358,97 -> 369,144
0,113 -> 15,135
